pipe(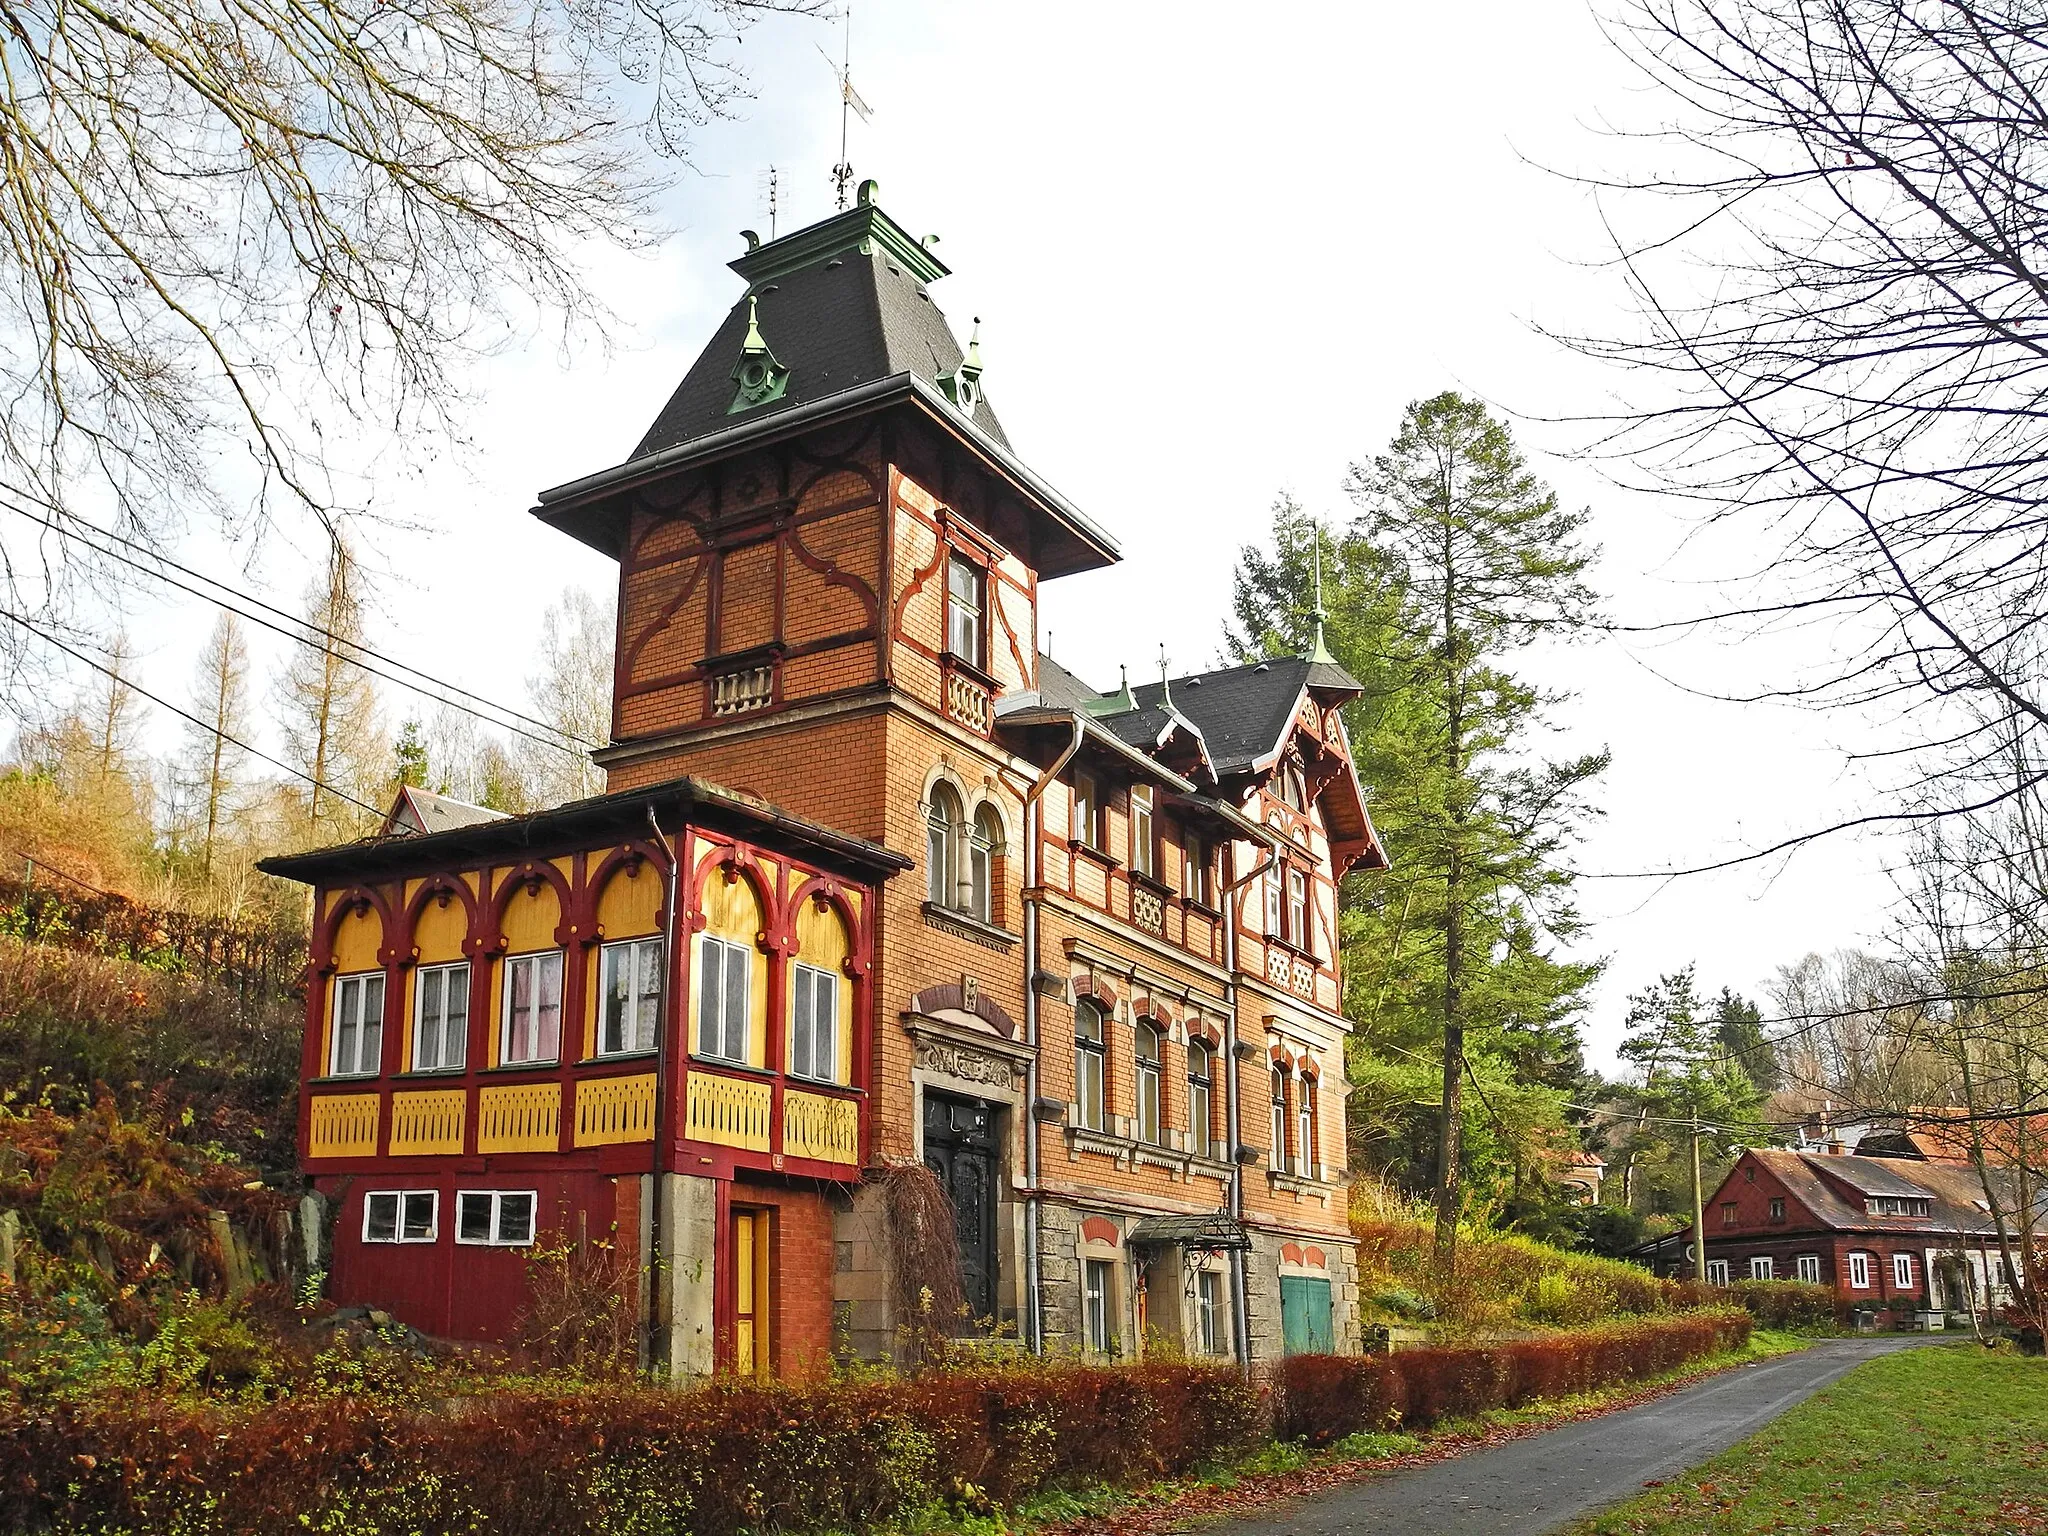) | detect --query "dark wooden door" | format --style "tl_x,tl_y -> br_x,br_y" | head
923,1092 -> 998,1324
